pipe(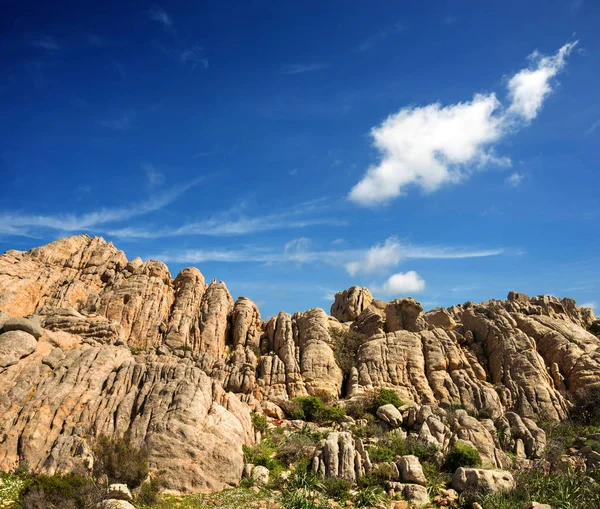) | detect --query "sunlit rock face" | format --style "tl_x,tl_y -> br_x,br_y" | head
0,235 -> 598,492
